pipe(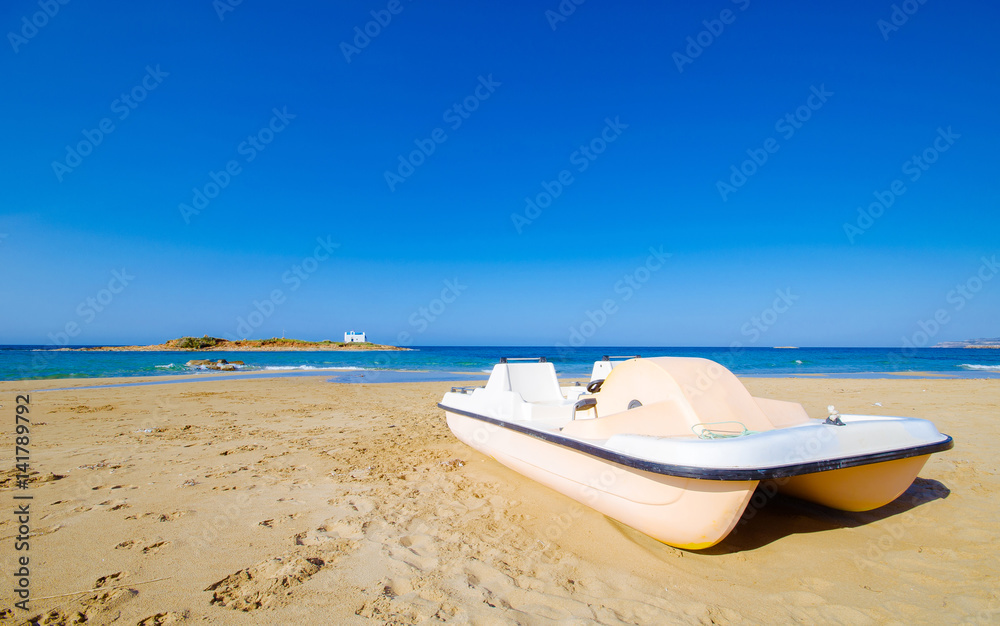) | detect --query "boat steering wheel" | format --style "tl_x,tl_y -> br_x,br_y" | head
586,379 -> 604,393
